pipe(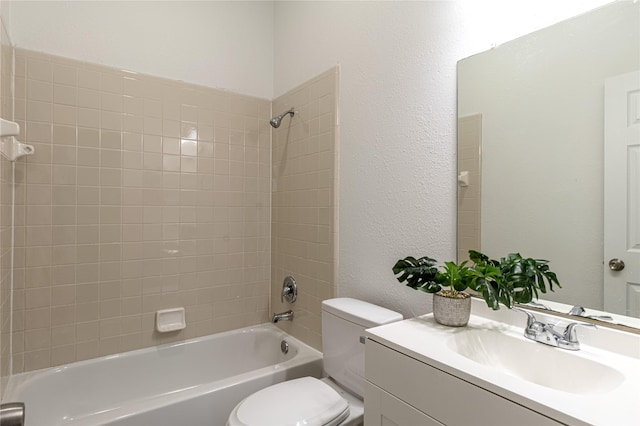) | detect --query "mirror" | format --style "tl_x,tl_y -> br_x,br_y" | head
457,0 -> 640,329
